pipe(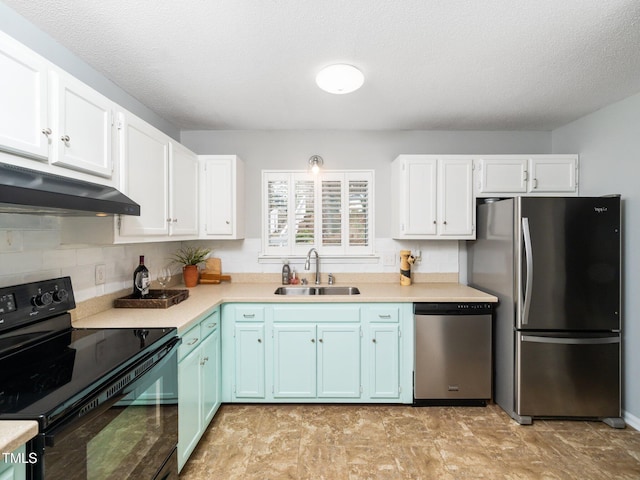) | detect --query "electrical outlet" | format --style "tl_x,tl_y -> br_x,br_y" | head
383,252 -> 396,266
95,264 -> 106,285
